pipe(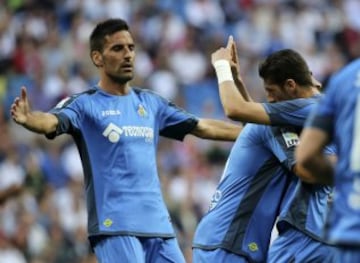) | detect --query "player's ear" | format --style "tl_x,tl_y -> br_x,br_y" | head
283,79 -> 298,98
91,50 -> 103,67
284,79 -> 296,94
